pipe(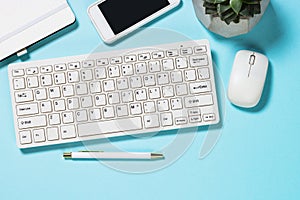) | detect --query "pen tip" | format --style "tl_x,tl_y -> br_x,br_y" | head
63,152 -> 72,159
151,153 -> 164,159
